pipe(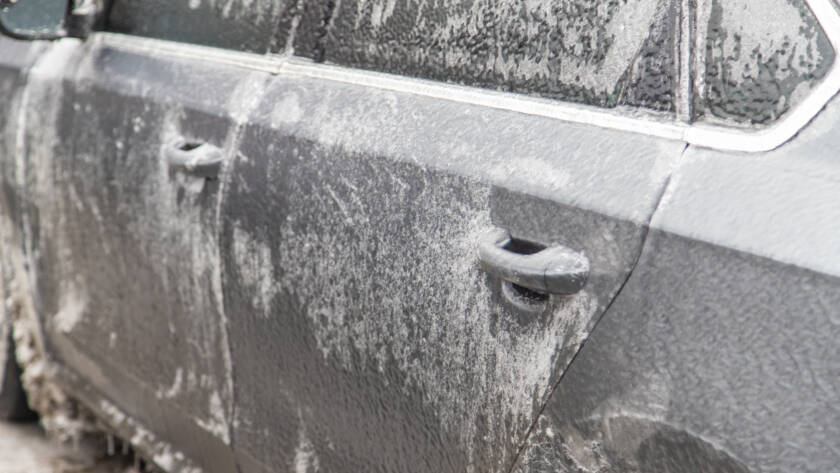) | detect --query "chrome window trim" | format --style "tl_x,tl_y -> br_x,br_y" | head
93,0 -> 840,153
